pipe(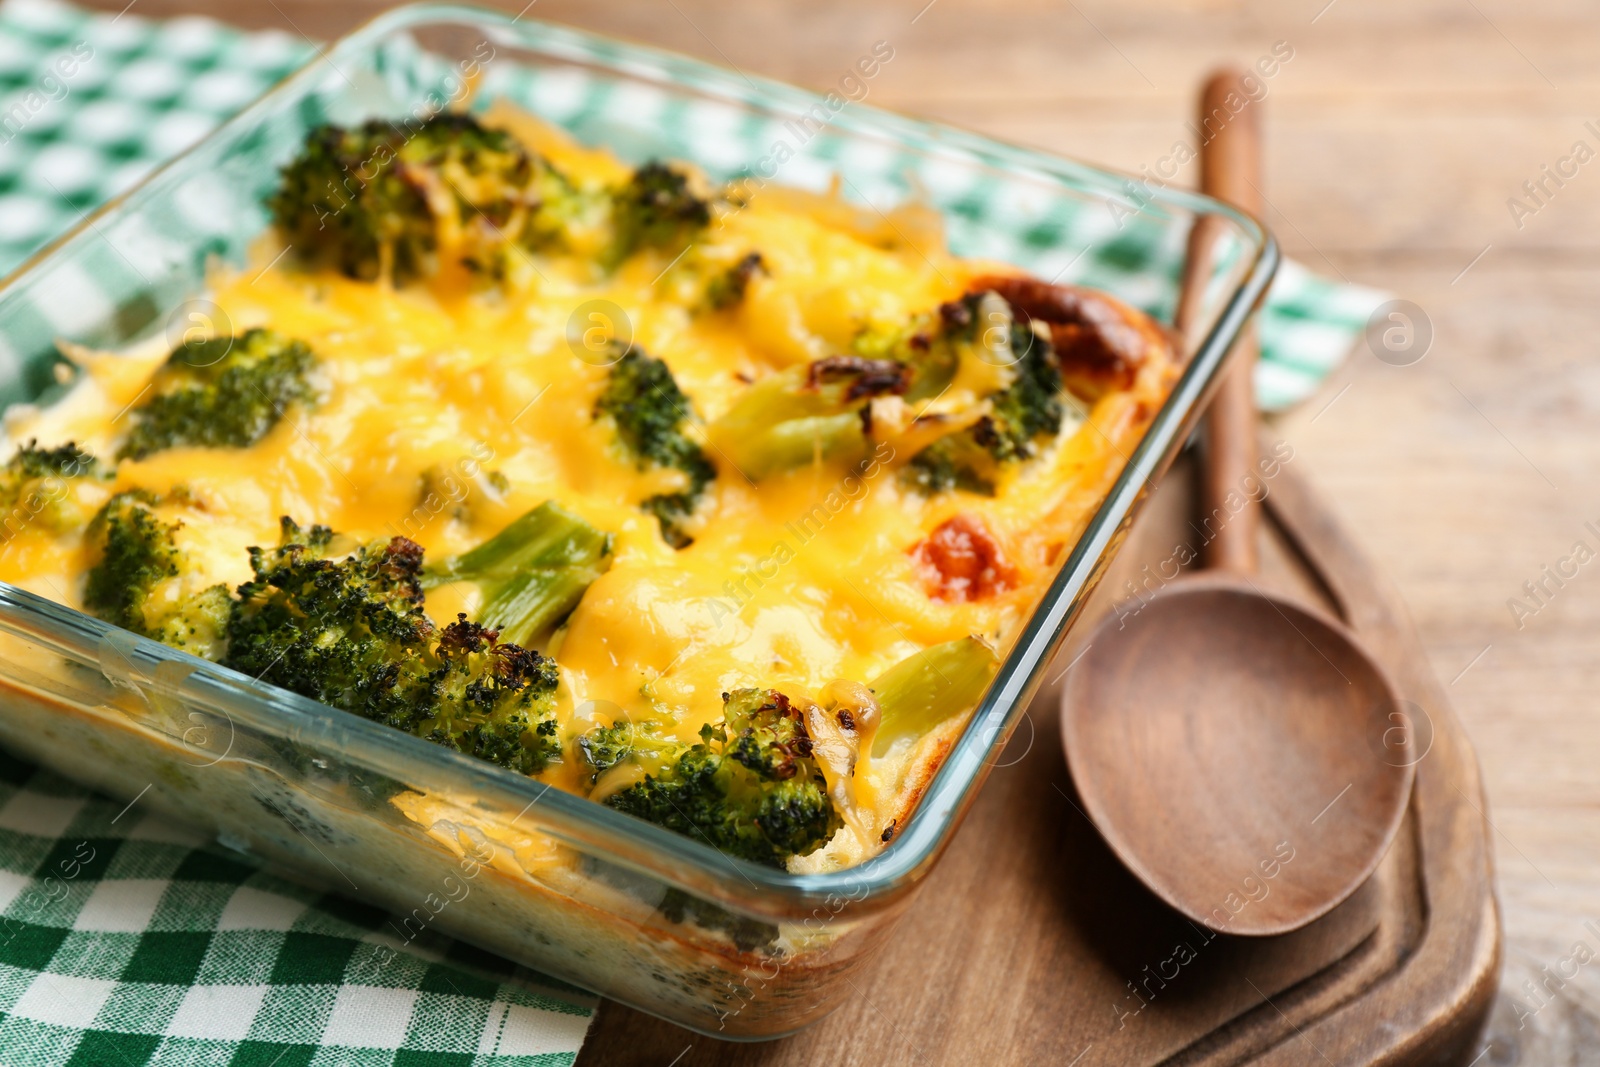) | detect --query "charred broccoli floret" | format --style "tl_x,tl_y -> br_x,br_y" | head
425,616 -> 563,774
117,329 -> 318,461
224,519 -> 432,721
224,518 -> 565,776
82,492 -> 231,656
607,161 -> 710,267
270,114 -> 587,285
593,689 -> 839,869
0,440 -> 109,540
594,346 -> 716,548
81,496 -> 608,777
422,500 -> 612,647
